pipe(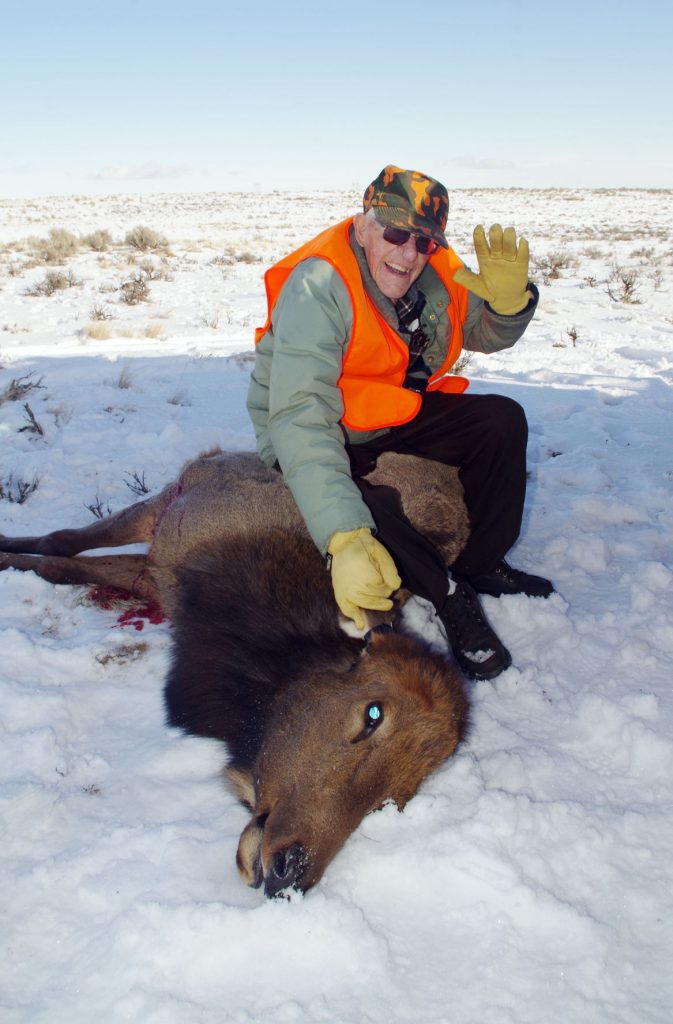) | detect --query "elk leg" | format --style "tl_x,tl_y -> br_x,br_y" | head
0,551 -> 160,604
0,487 -> 171,557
